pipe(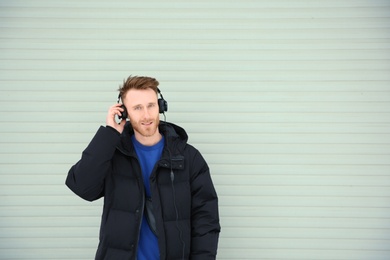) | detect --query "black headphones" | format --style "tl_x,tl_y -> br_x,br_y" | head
157,88 -> 168,114
117,88 -> 168,120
